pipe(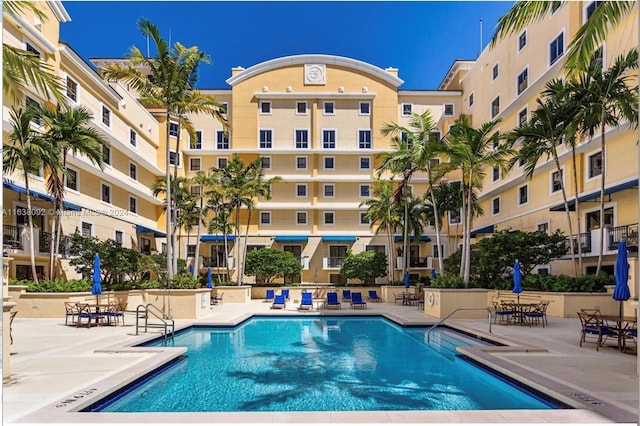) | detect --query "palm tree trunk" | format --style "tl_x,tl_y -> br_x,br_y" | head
387,229 -> 394,284
164,111 -> 173,279
194,197 -> 203,278
235,206 -> 241,285
596,120 -> 606,275
463,170 -> 473,287
428,184 -> 444,275
24,178 -> 39,284
240,208 -> 252,286
459,186 -> 467,278
571,145 -> 584,274
553,155 -> 578,277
